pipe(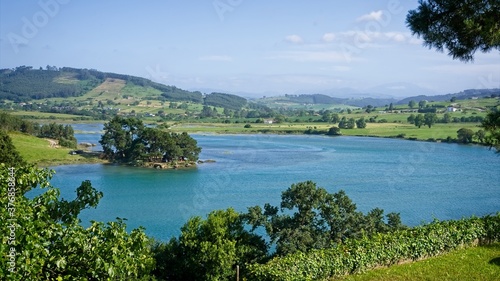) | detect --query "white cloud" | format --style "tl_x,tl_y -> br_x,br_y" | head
285,34 -> 304,44
322,33 -> 336,42
199,55 -> 233,61
356,10 -> 383,22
